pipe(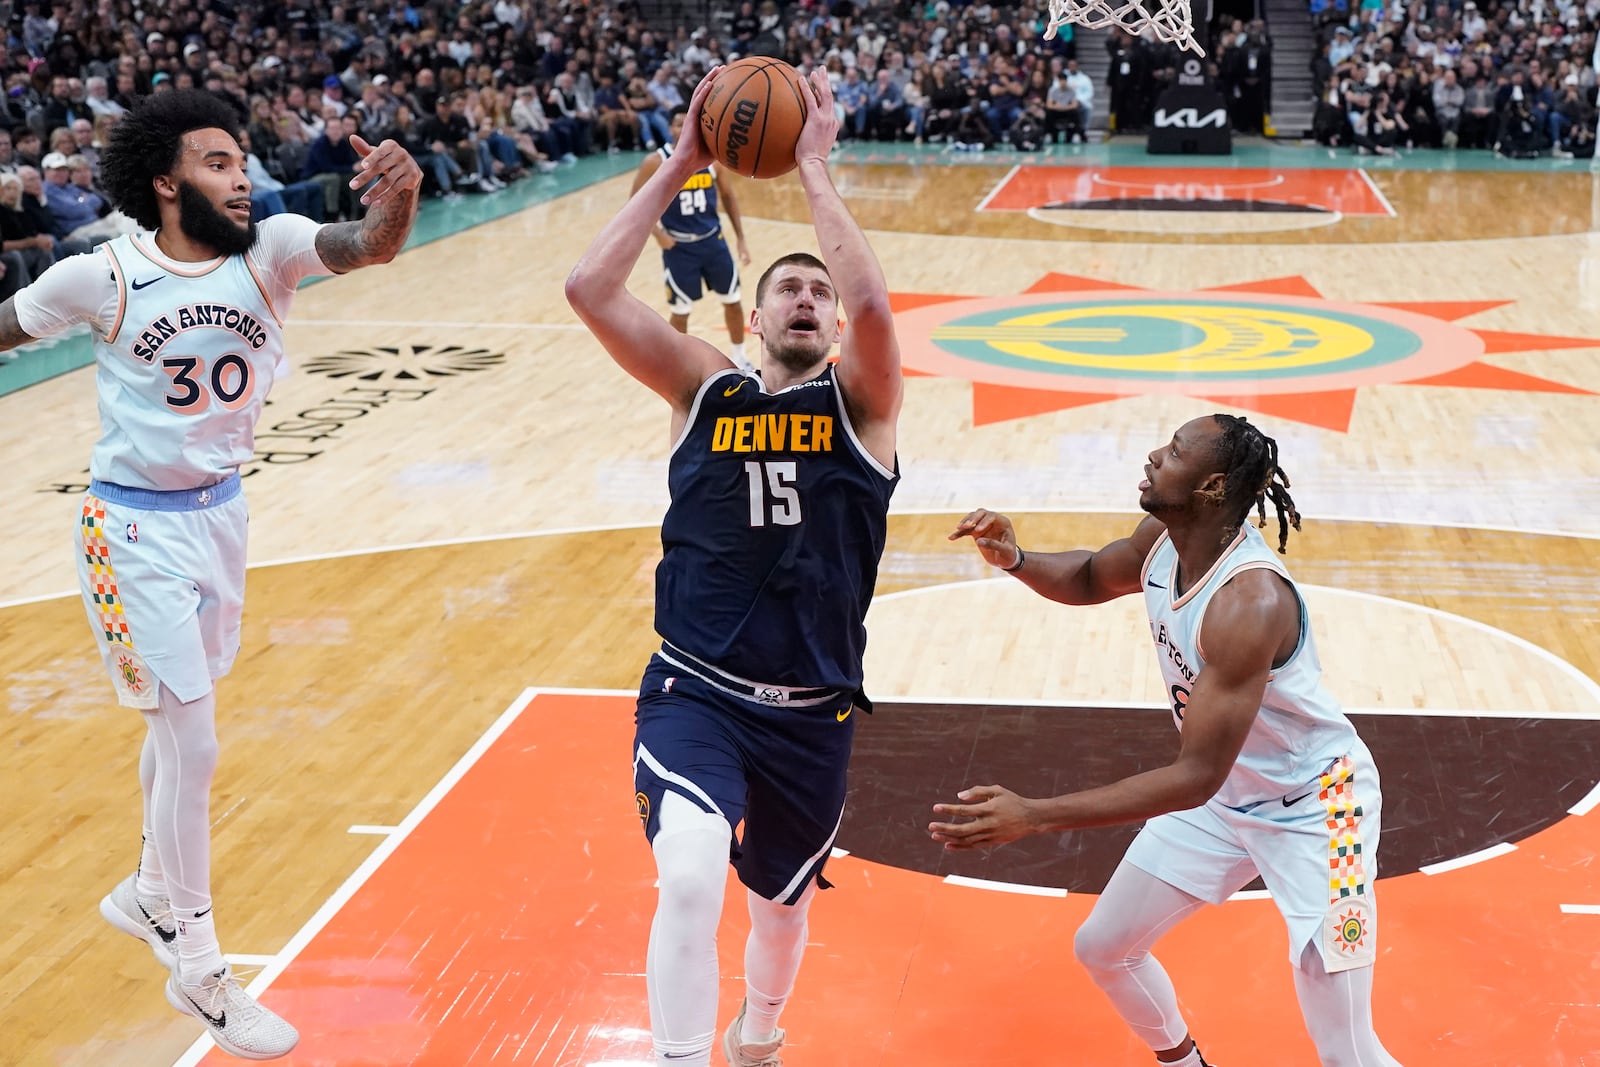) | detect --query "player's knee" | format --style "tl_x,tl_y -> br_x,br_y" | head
652,811 -> 730,921
1073,914 -> 1135,973
747,887 -> 810,938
